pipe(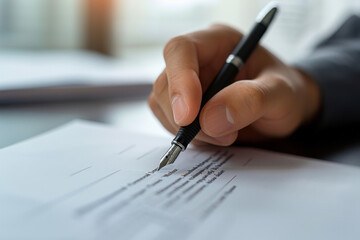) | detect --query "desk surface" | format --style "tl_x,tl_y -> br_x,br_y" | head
0,96 -> 171,147
1,96 -> 360,167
